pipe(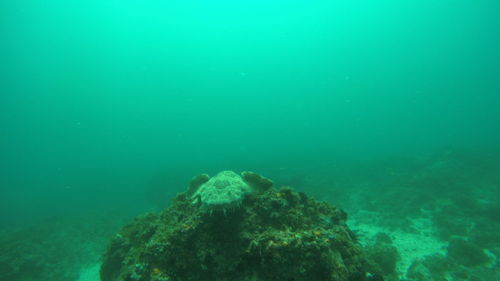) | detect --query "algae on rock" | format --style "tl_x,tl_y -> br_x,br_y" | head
100,171 -> 368,281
